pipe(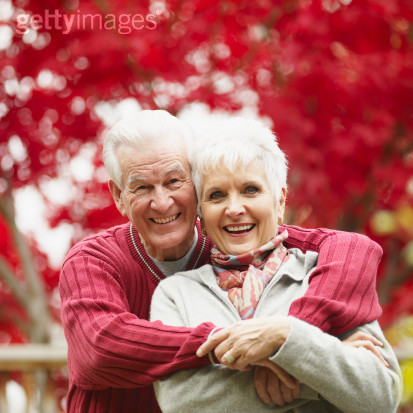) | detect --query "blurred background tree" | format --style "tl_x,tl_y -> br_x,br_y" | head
0,0 -> 413,410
